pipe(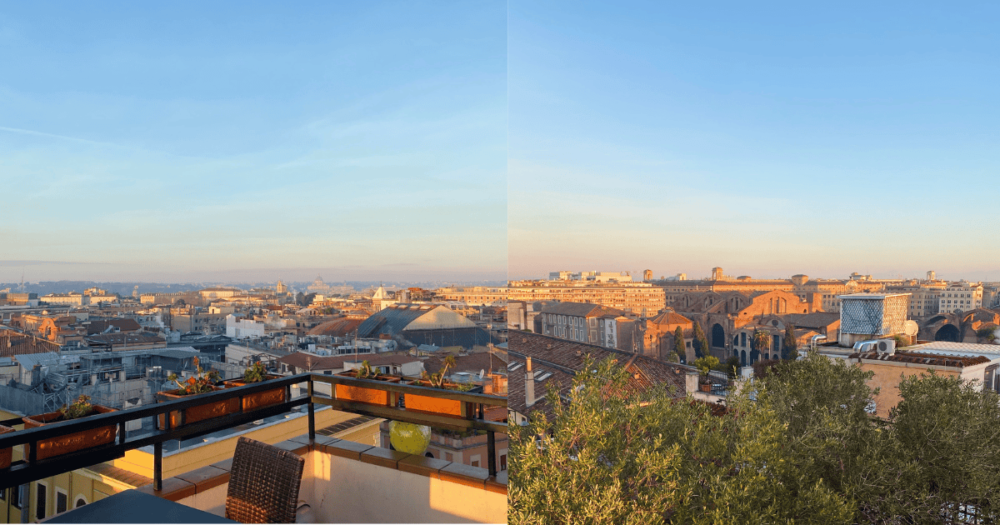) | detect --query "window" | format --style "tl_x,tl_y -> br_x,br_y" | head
56,490 -> 67,515
36,482 -> 47,521
13,485 -> 24,509
75,496 -> 87,509
500,453 -> 508,470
